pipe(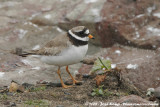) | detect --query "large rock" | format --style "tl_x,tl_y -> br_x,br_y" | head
79,44 -> 160,91
98,0 -> 160,49
30,0 -> 106,45
116,95 -> 156,107
1,0 -> 160,48
29,0 -> 160,49
0,0 -> 106,47
103,45 -> 160,91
